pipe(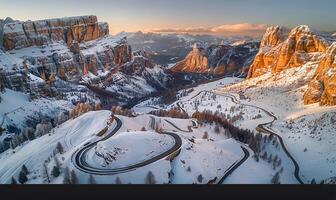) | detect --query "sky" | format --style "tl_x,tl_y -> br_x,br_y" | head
1,0 -> 335,37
